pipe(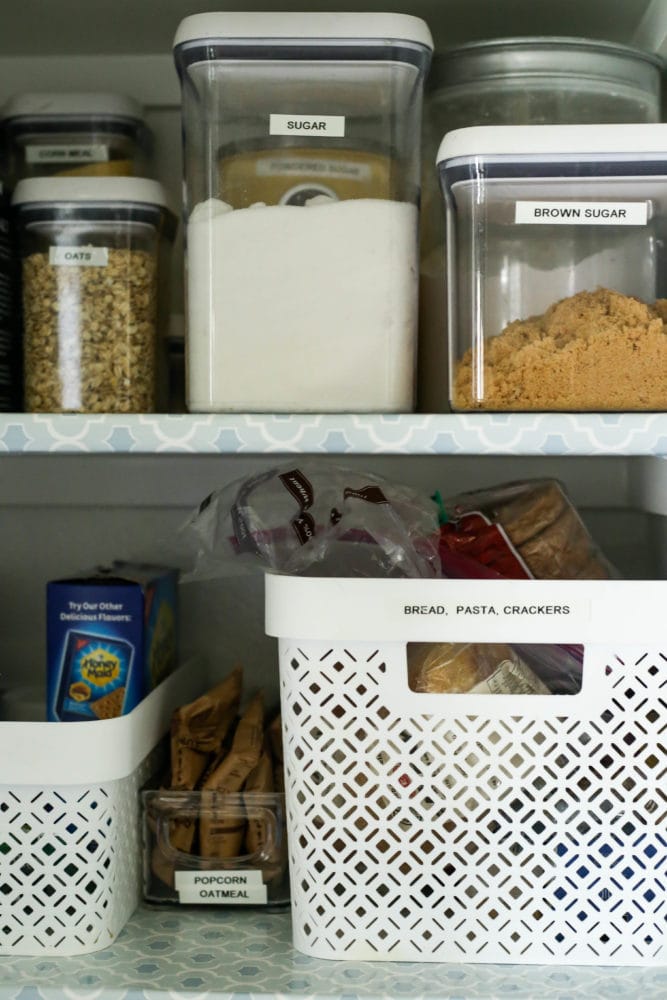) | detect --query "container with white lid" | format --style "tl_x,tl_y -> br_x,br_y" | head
437,123 -> 667,413
418,36 -> 664,414
173,12 -> 433,413
1,92 -> 153,187
12,177 -> 176,414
